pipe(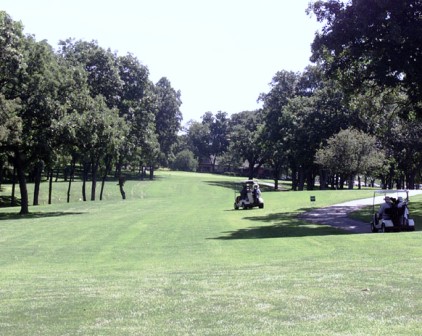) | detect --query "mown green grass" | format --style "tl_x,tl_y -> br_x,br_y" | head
1,171 -> 422,335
